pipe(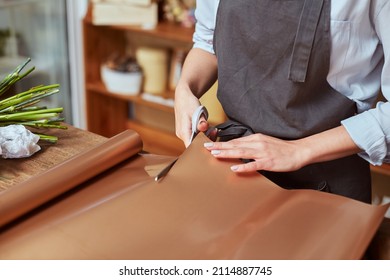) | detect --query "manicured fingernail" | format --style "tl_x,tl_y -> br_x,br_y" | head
211,150 -> 221,155
231,165 -> 238,171
204,142 -> 213,148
